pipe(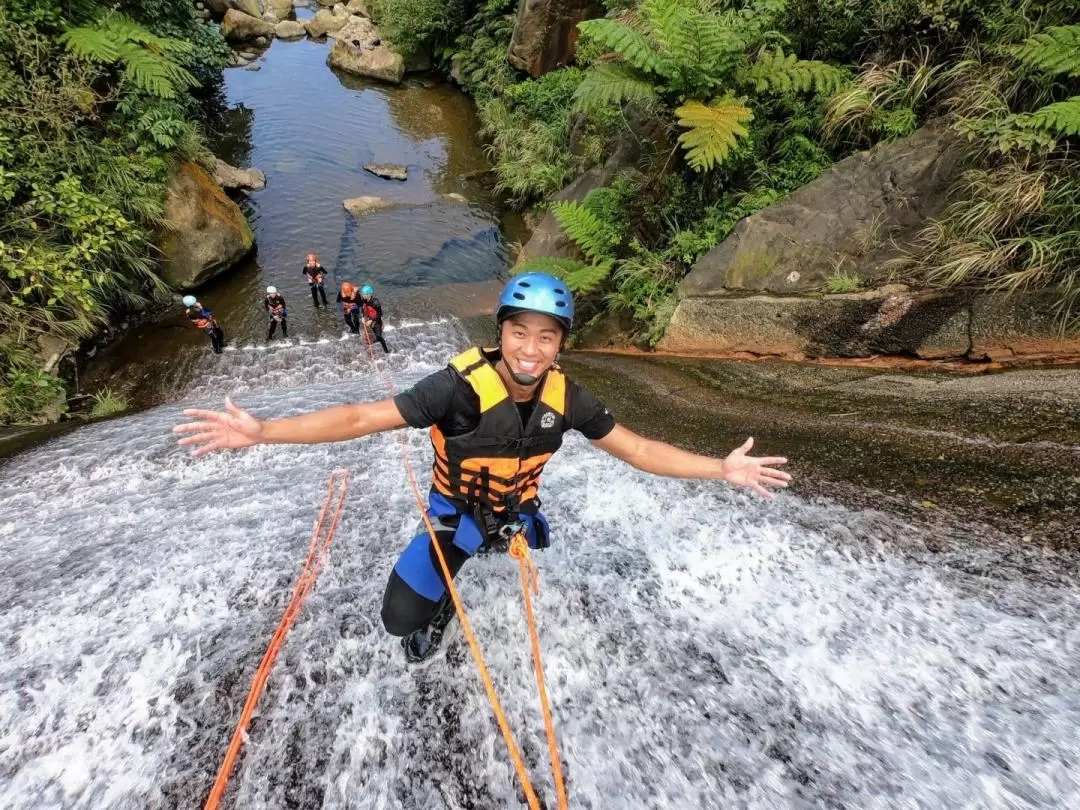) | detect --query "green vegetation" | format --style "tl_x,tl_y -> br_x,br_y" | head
89,387 -> 129,419
0,2 -> 228,423
431,0 -> 1080,344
